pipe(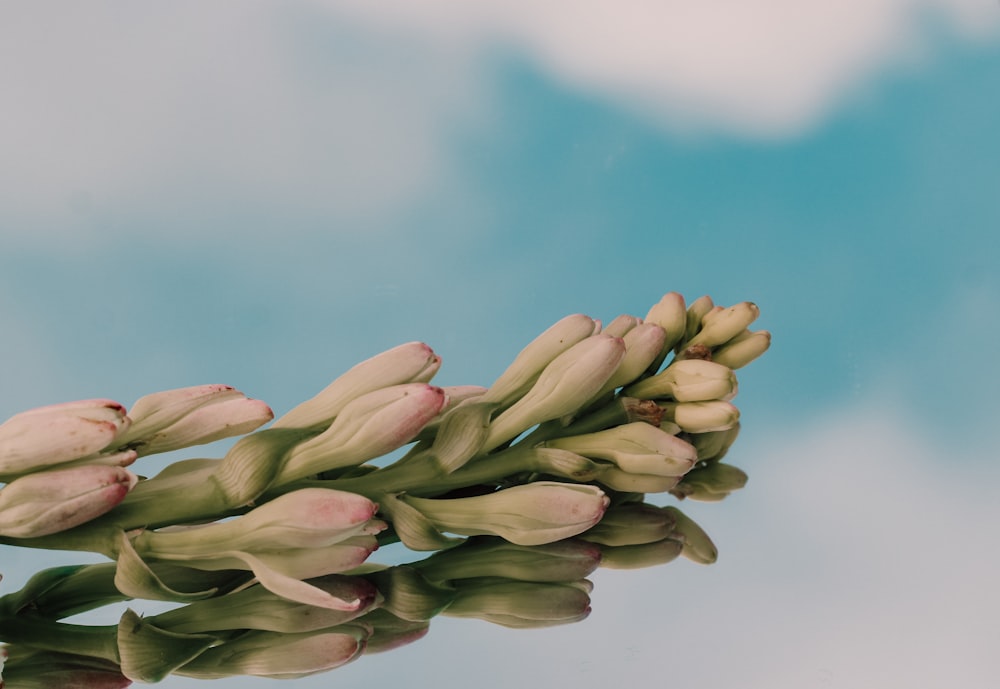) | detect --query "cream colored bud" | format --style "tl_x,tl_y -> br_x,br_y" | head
659,400 -> 740,433
712,330 -> 771,369
644,291 -> 688,353
0,464 -> 137,538
601,314 -> 642,337
663,506 -> 717,564
482,335 -> 626,452
273,342 -> 441,430
683,301 -> 760,350
481,314 -> 598,406
0,399 -> 129,477
542,422 -> 697,477
682,295 -> 715,346
400,481 -> 610,546
623,359 -> 738,402
276,384 -> 447,483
